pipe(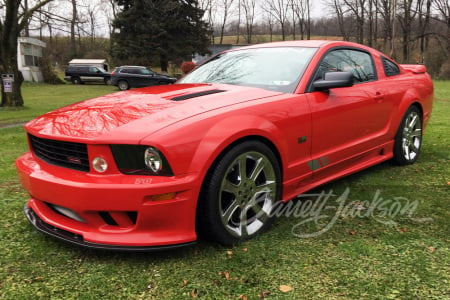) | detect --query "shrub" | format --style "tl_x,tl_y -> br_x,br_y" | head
439,59 -> 450,80
181,61 -> 196,74
39,56 -> 65,84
